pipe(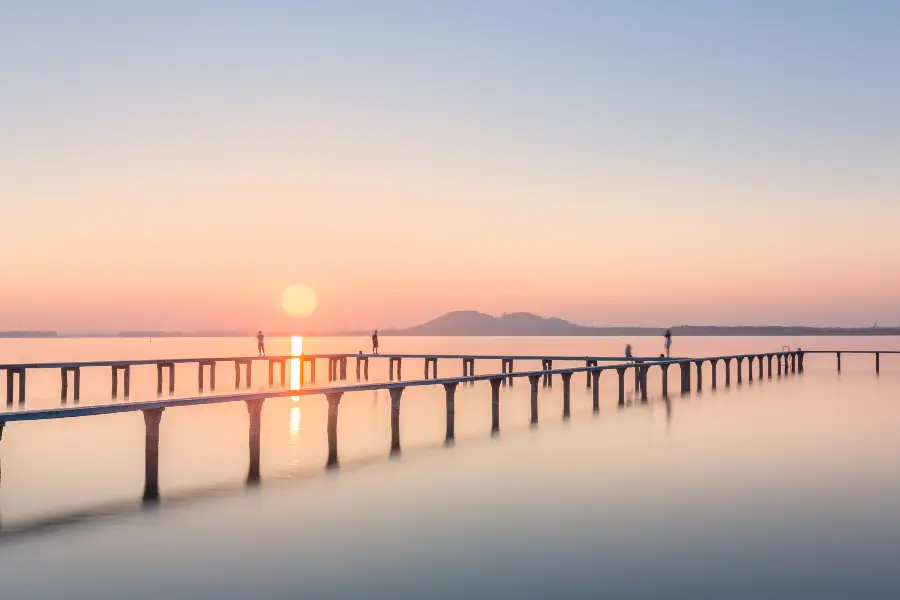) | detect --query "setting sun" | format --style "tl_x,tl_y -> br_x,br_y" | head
281,284 -> 318,318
